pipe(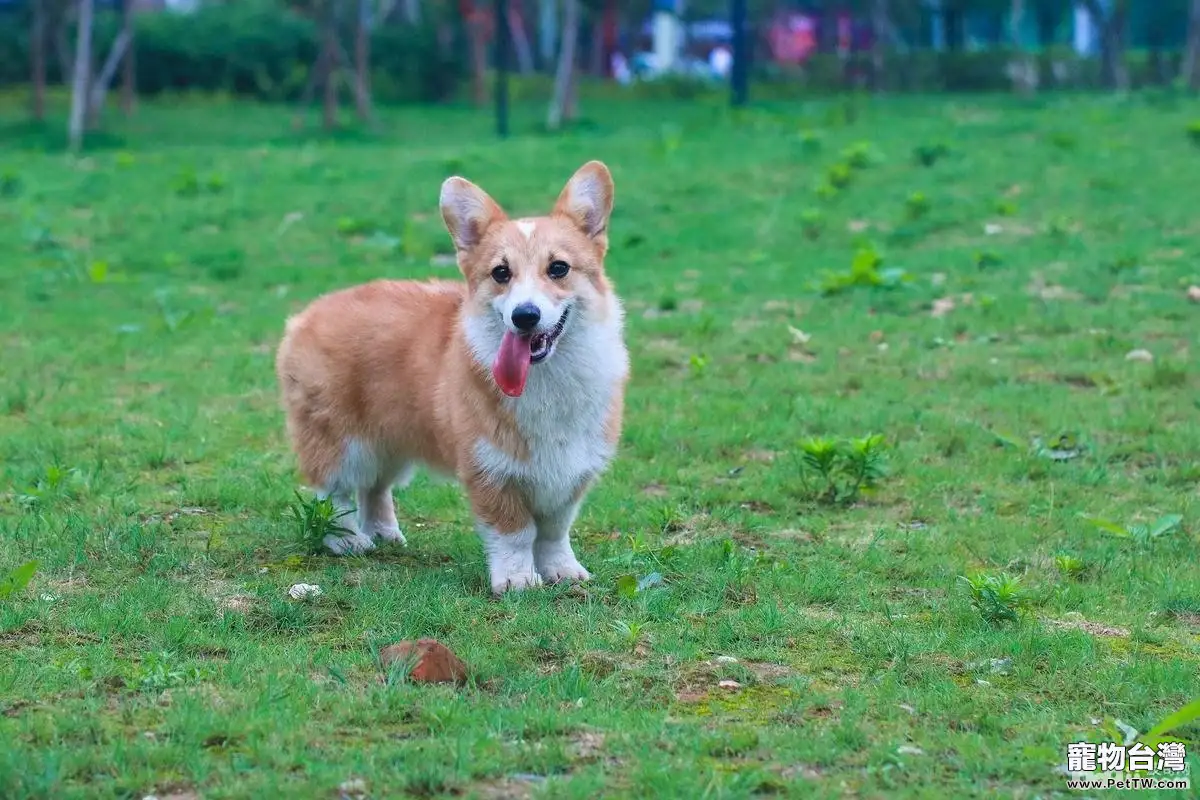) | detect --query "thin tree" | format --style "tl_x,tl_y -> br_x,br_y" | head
870,0 -> 889,92
68,0 -> 94,153
1080,0 -> 1129,91
321,0 -> 340,130
121,0 -> 136,115
31,0 -> 47,121
354,0 -> 373,121
1184,0 -> 1200,90
546,0 -> 578,130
